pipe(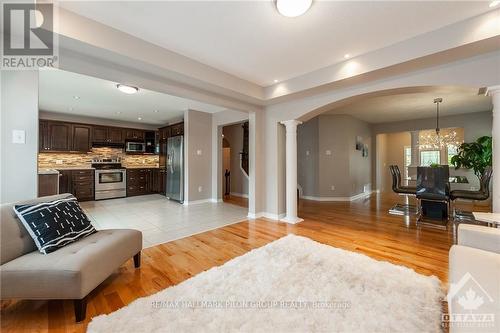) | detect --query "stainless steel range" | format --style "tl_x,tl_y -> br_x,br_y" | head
92,158 -> 126,200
